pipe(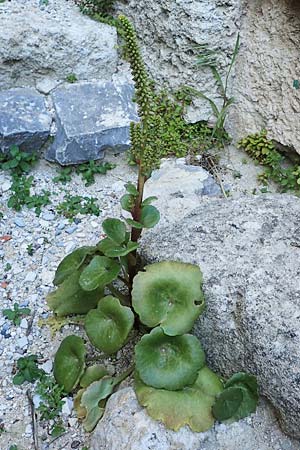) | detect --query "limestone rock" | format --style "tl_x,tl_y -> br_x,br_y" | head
116,0 -> 300,154
91,387 -> 300,450
0,88 -> 51,153
140,194 -> 300,438
144,158 -> 221,227
46,80 -> 138,165
0,0 -> 118,89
